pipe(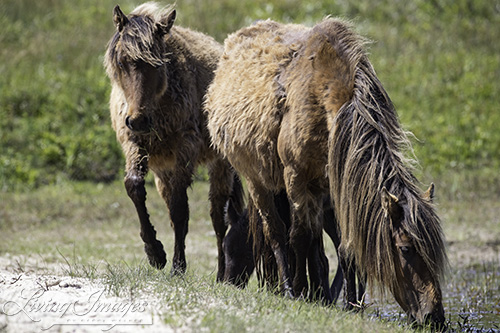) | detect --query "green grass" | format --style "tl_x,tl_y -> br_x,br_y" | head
1,181 -> 499,331
94,264 -> 409,333
1,0 -> 499,192
0,181 -> 410,332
